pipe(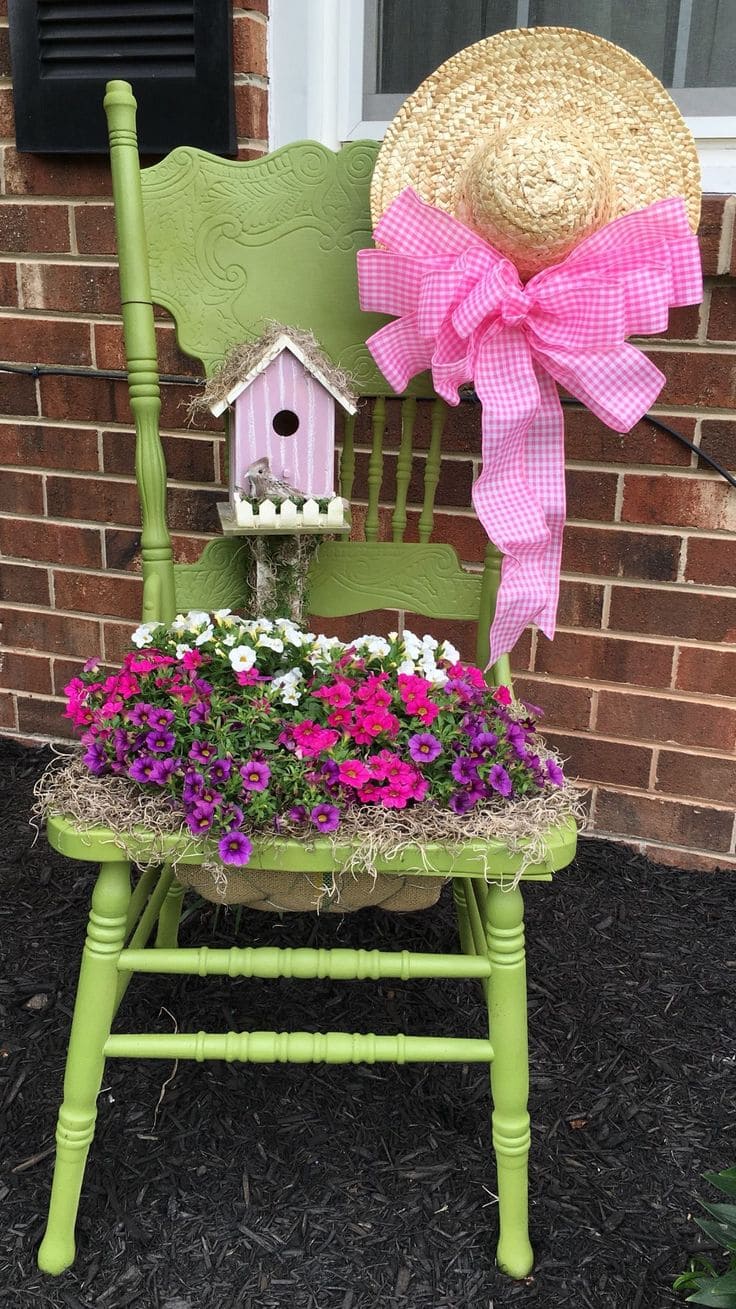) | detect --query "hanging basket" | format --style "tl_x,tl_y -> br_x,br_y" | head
174,863 -> 445,913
